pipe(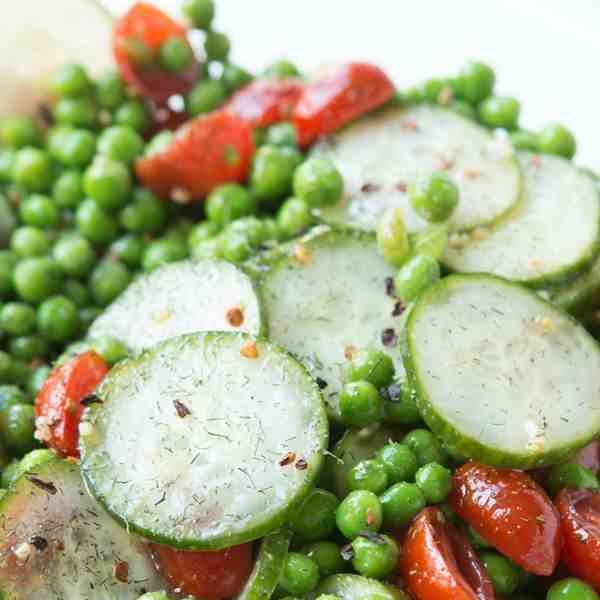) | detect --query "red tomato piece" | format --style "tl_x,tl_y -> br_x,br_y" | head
136,110 -> 255,202
150,543 -> 253,600
556,489 -> 600,591
113,2 -> 199,104
293,62 -> 395,148
450,461 -> 561,576
34,351 -> 109,458
226,79 -> 304,128
574,441 -> 600,475
401,507 -> 495,600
